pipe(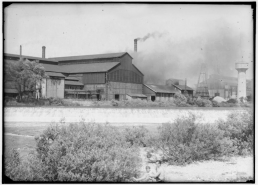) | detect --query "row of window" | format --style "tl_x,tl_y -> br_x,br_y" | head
108,69 -> 143,84
65,85 -> 83,90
